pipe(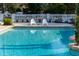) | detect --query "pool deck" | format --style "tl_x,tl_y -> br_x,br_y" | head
0,25 -> 13,35
13,23 -> 74,28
